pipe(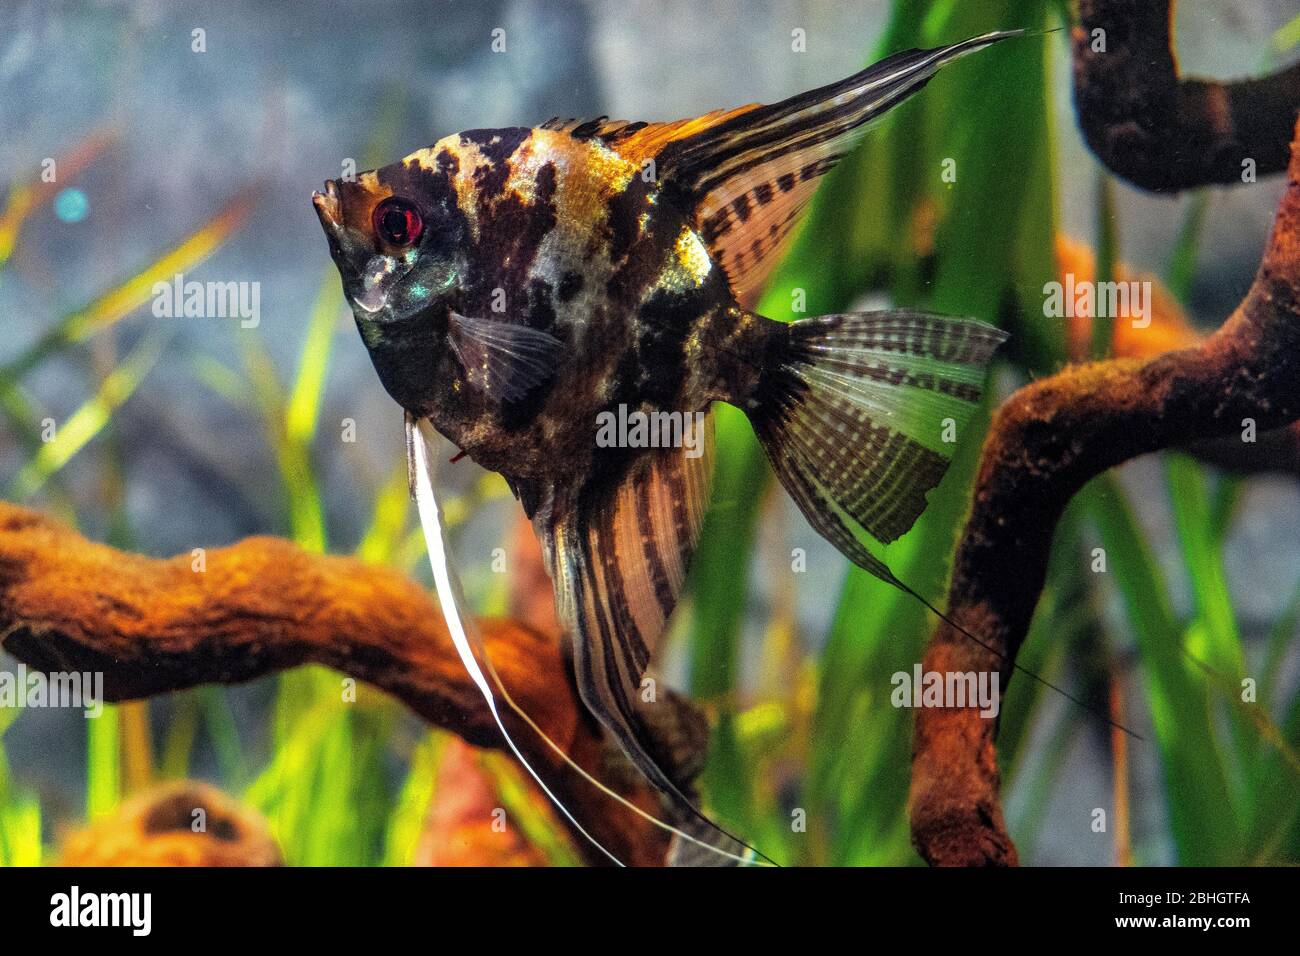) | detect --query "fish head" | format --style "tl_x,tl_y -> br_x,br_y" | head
313,146 -> 471,411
